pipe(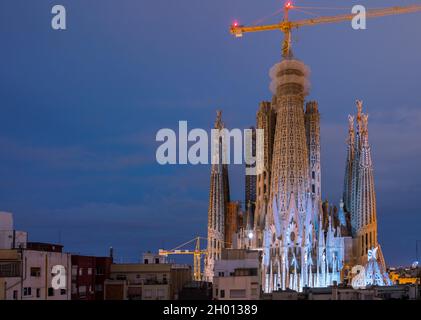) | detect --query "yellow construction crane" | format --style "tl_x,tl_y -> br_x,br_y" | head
230,2 -> 421,58
159,236 -> 207,281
